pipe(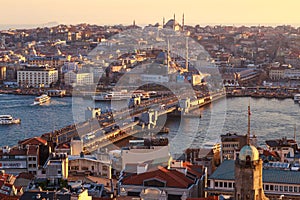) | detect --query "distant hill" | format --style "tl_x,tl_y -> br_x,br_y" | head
0,21 -> 59,30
